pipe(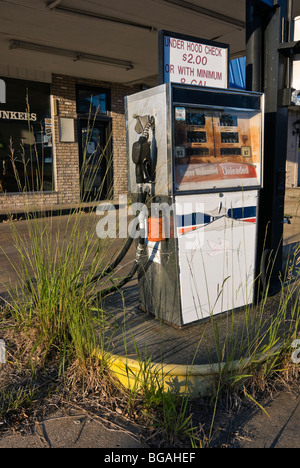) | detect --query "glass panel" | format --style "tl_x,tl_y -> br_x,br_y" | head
80,122 -> 107,201
0,78 -> 53,193
174,107 -> 262,192
77,88 -> 107,115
